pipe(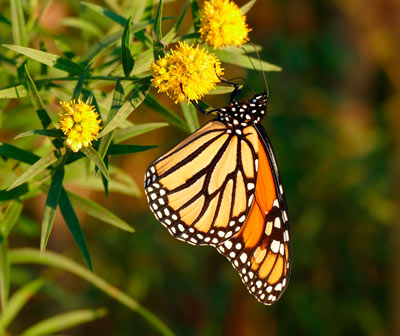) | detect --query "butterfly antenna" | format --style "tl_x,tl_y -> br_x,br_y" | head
240,46 -> 268,96
251,43 -> 269,98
